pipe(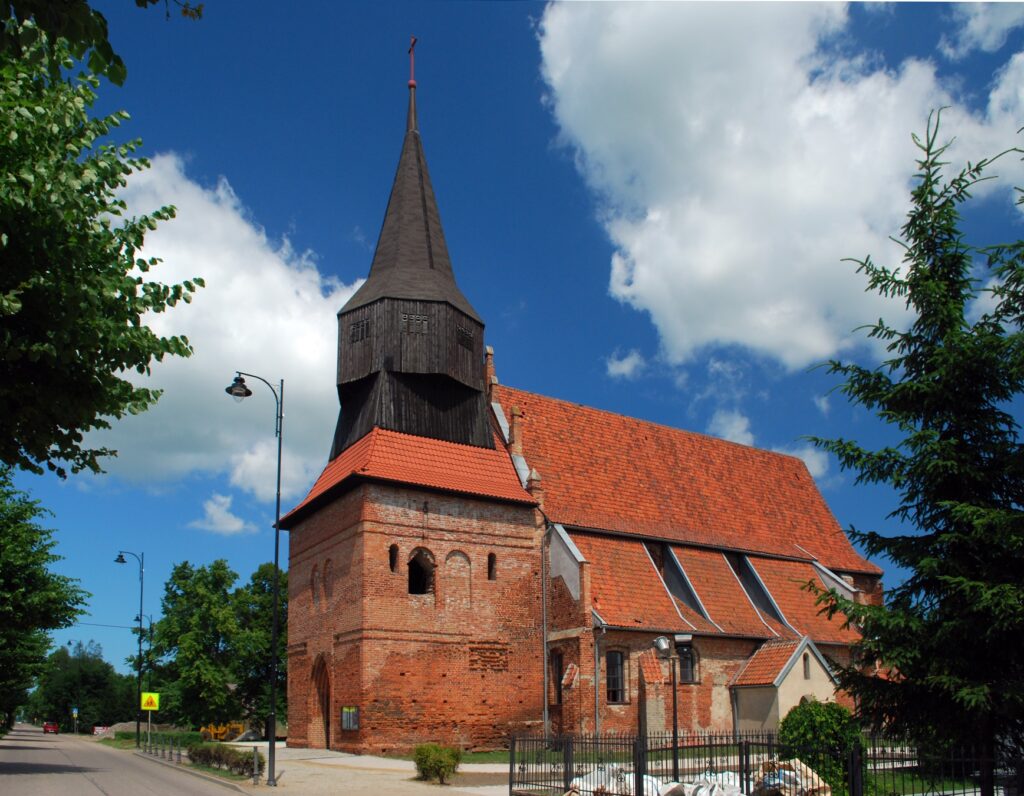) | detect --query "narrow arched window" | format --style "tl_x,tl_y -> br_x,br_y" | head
389,544 -> 399,573
606,650 -> 626,703
311,564 -> 320,608
487,553 -> 497,581
803,652 -> 811,680
408,548 -> 435,595
678,643 -> 698,683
